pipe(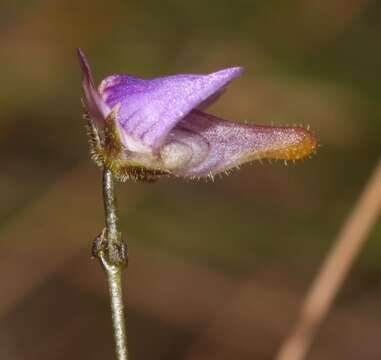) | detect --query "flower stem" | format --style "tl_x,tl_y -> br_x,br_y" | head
103,167 -> 120,257
99,168 -> 128,360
